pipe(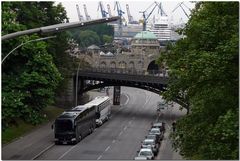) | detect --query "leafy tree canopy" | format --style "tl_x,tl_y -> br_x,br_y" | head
2,2 -> 72,127
69,24 -> 114,48
158,2 -> 239,159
